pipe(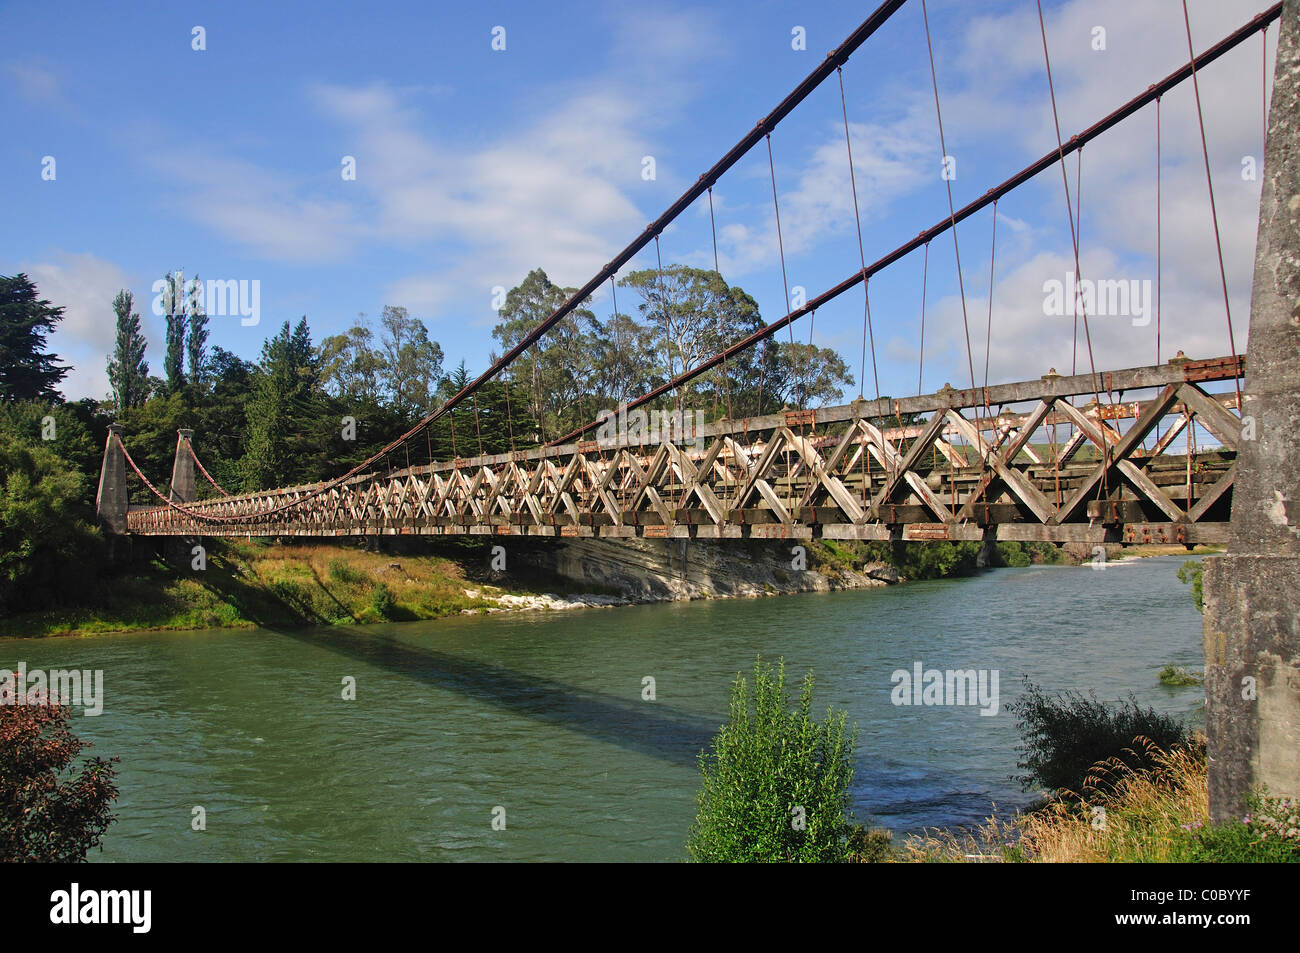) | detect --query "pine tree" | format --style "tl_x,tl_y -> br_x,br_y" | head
240,317 -> 323,490
0,274 -> 70,402
106,290 -> 149,413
